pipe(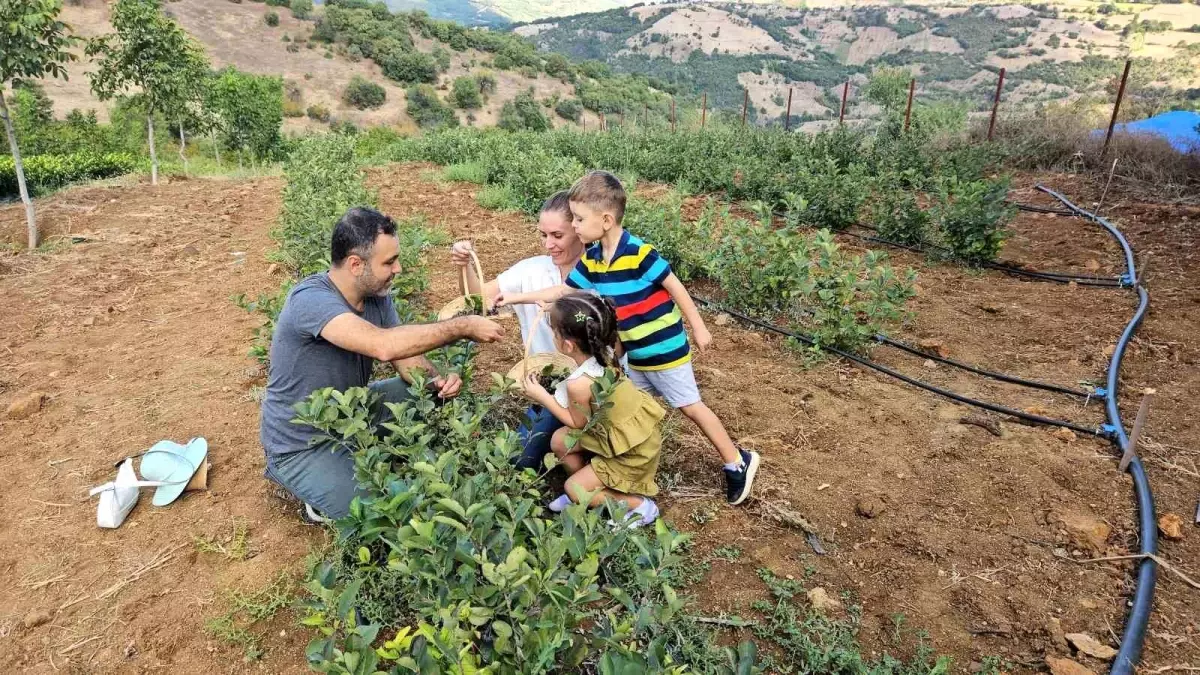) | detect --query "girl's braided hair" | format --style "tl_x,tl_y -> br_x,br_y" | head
548,291 -> 620,368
